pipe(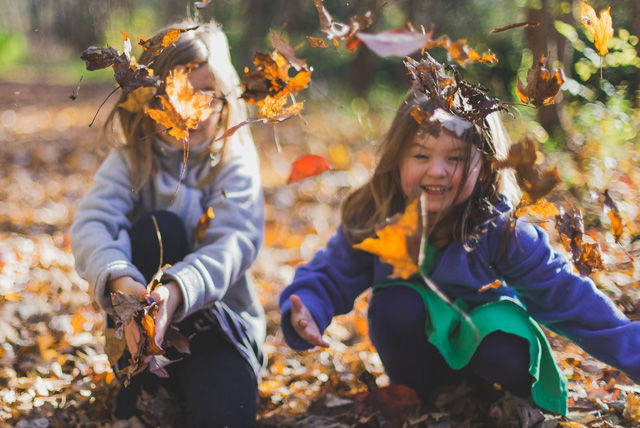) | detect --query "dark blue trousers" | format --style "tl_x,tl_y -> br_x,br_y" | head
114,211 -> 257,427
368,285 -> 533,400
